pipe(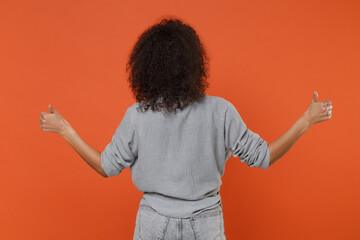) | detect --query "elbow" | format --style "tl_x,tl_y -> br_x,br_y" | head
99,169 -> 109,178
99,156 -> 109,178
268,143 -> 275,167
268,151 -> 279,168
268,160 -> 273,168
268,152 -> 273,167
